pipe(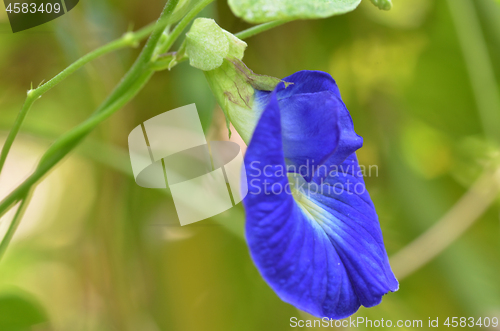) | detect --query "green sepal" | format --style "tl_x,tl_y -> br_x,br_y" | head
187,18 -> 287,142
204,58 -> 283,143
370,0 -> 392,10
